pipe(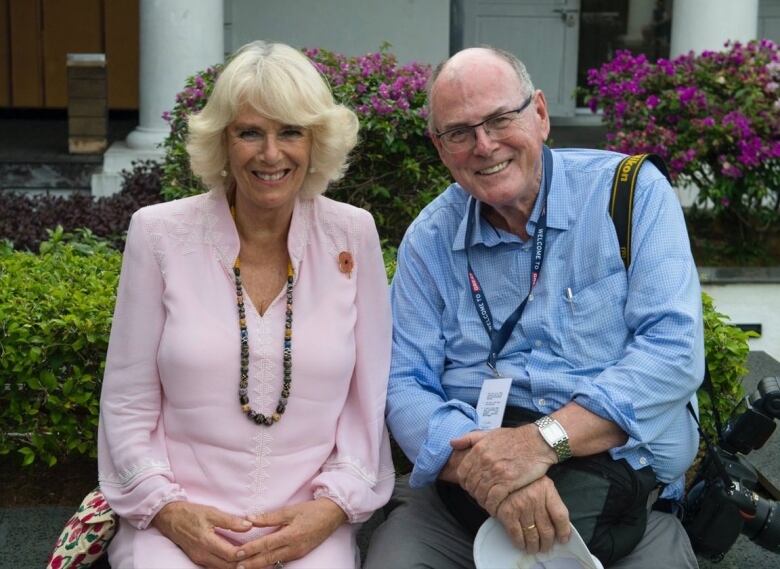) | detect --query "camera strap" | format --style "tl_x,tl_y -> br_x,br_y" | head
609,153 -> 670,270
686,368 -> 734,489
